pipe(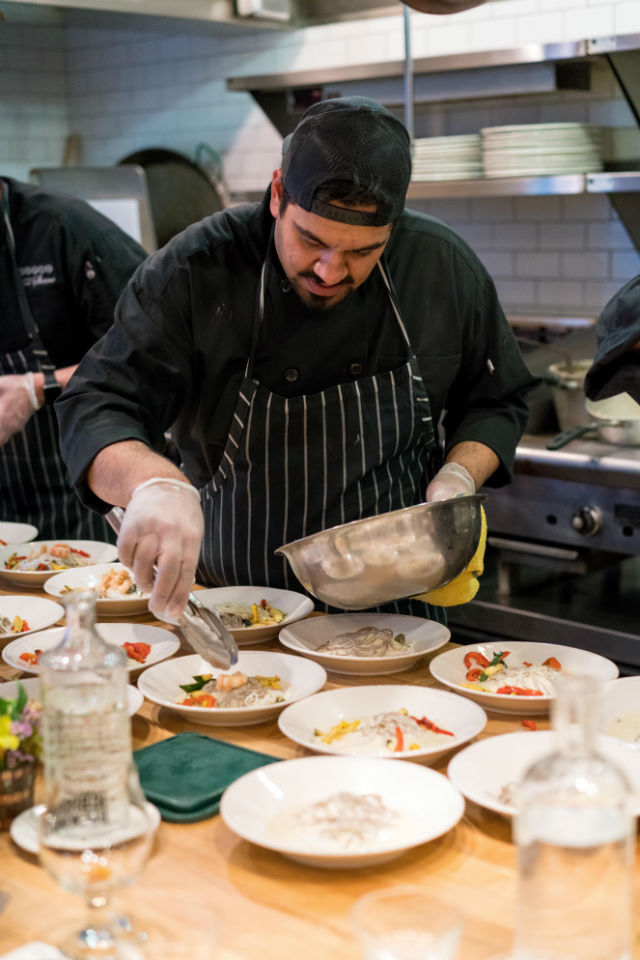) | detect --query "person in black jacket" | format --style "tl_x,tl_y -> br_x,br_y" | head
0,177 -> 147,540
56,98 -> 537,623
585,274 -> 640,406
